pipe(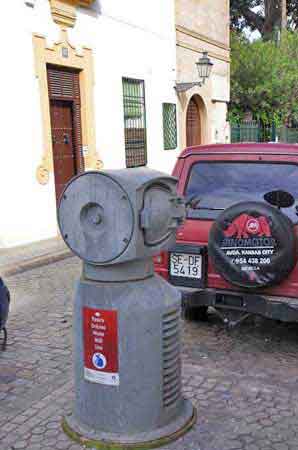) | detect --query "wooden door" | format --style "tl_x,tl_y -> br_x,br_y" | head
47,66 -> 84,203
186,97 -> 201,147
50,100 -> 77,202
